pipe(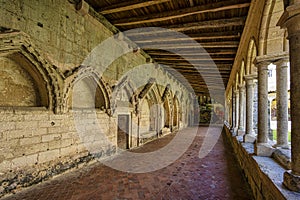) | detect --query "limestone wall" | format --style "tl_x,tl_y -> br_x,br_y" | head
223,126 -> 288,200
0,0 -> 194,196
